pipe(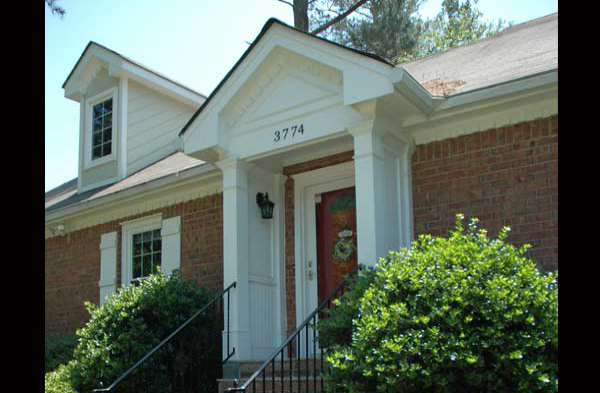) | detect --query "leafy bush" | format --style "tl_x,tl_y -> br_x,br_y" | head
319,215 -> 558,393
45,361 -> 77,393
317,267 -> 377,349
45,336 -> 78,373
68,268 -> 220,393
